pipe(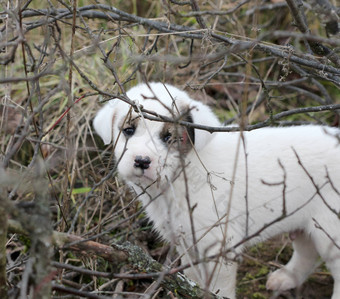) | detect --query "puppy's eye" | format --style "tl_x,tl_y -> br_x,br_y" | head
123,127 -> 135,137
162,132 -> 172,144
